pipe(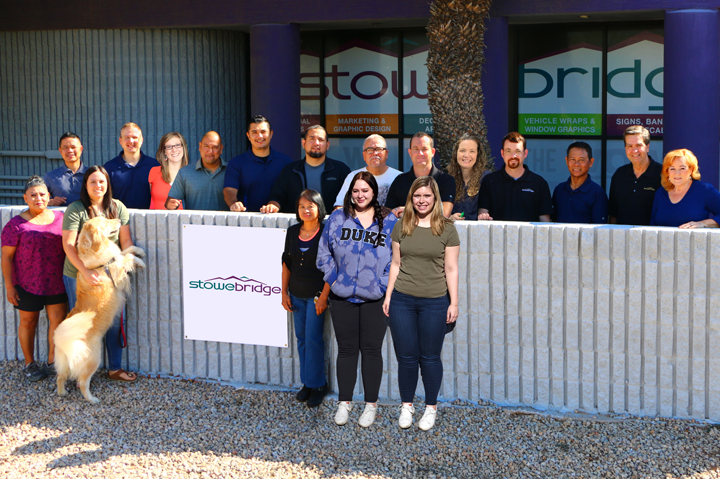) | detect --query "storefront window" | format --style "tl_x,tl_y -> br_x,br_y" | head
300,36 -> 322,134
300,28 -> 430,172
403,32 -> 432,136
517,26 -> 603,138
606,29 -> 664,136
514,22 -> 663,192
